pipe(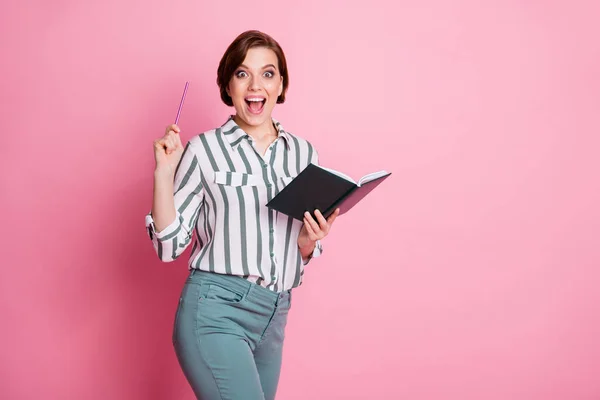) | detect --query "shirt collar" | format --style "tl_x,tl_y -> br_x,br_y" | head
221,116 -> 291,151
